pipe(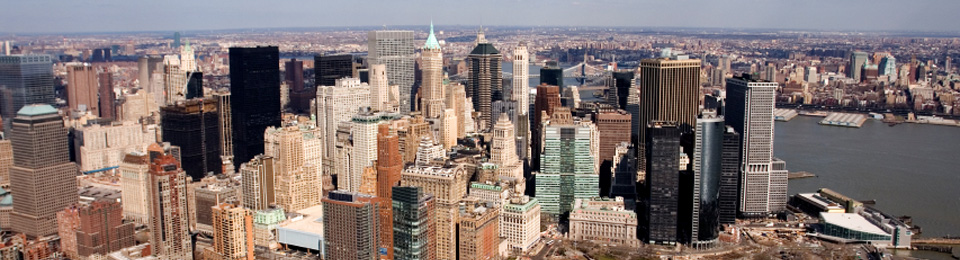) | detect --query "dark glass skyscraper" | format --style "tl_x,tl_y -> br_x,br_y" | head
608,71 -> 634,109
610,143 -> 638,209
185,71 -> 203,100
690,114 -> 724,248
229,46 -> 281,168
643,121 -> 680,245
161,98 -> 222,179
719,126 -> 740,225
392,186 -> 435,260
539,66 -> 564,89
467,41 -> 502,131
315,54 -> 354,87
0,55 -> 55,126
